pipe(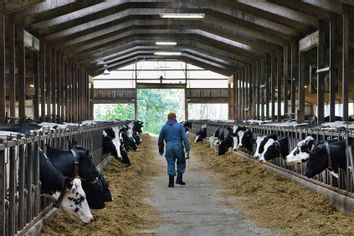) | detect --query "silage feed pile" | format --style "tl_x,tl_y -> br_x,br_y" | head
190,135 -> 354,236
41,134 -> 159,236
